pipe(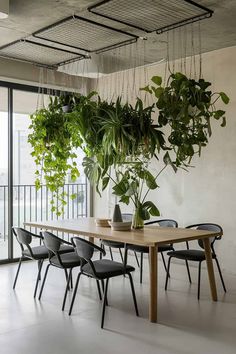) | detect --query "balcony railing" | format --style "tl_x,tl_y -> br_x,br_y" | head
0,183 -> 87,241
